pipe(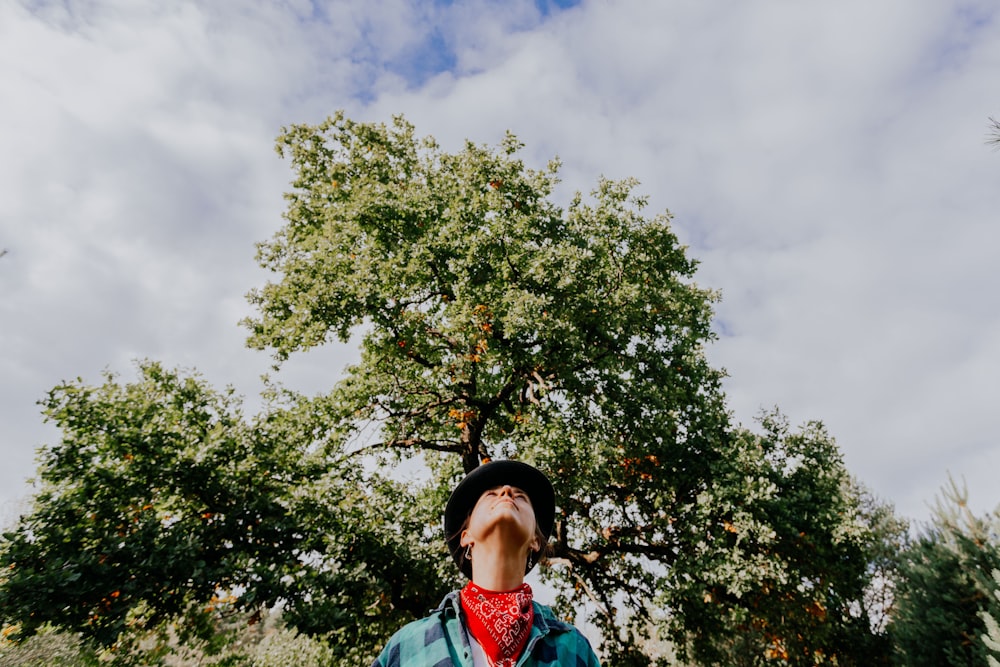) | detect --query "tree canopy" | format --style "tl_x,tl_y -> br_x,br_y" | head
241,113 -> 894,664
2,113 -> 904,665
